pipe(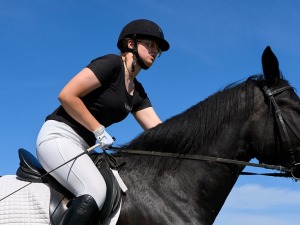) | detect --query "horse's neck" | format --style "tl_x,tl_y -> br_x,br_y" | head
121,157 -> 243,225
180,159 -> 243,223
